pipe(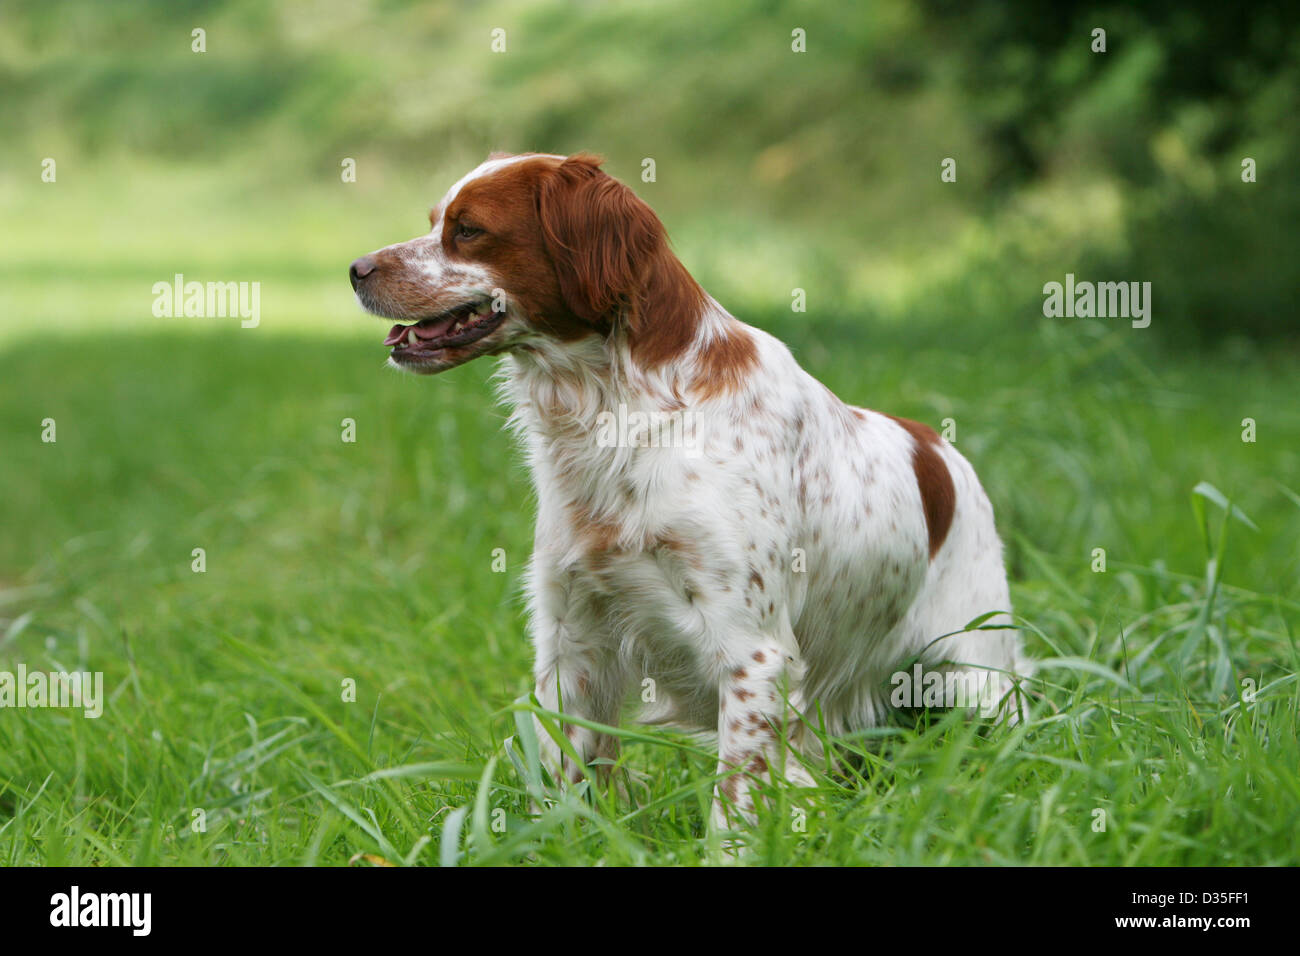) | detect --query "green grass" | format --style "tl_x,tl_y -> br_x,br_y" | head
2,285 -> 1297,864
